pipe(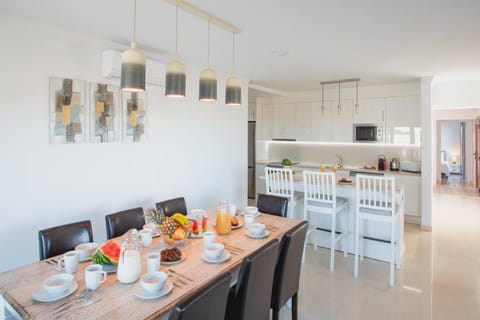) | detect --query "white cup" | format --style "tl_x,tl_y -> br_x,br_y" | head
85,264 -> 107,291
203,232 -> 216,247
58,251 -> 79,274
244,213 -> 255,227
229,204 -> 237,217
139,230 -> 153,247
146,252 -> 160,273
